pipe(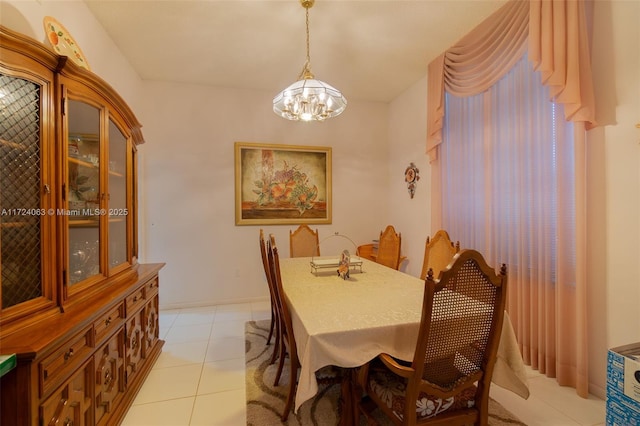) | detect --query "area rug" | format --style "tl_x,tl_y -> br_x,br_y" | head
245,320 -> 527,426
